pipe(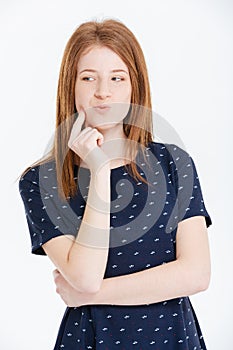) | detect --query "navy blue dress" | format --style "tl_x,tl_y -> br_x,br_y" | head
19,142 -> 212,350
